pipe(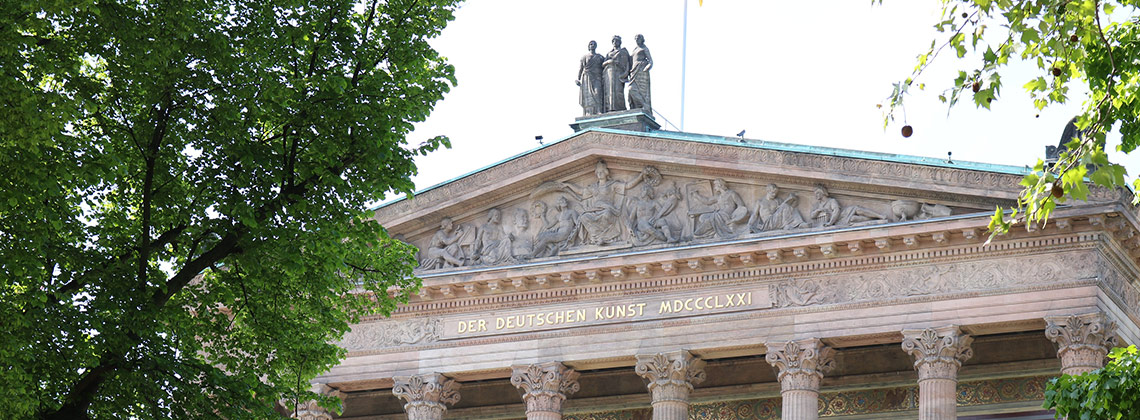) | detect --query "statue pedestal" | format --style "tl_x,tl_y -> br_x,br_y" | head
570,109 -> 659,132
